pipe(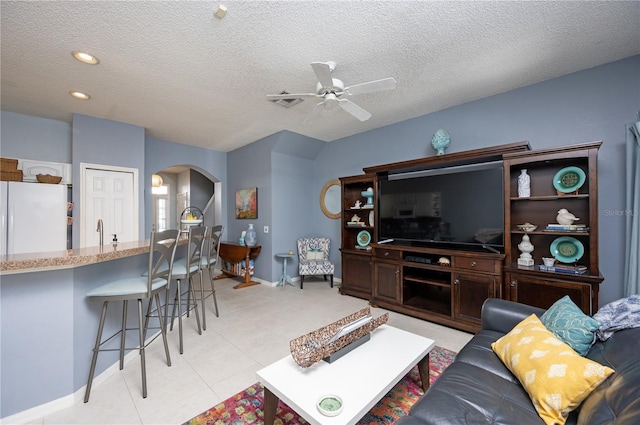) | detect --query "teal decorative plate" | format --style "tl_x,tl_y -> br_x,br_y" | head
550,236 -> 584,263
357,230 -> 371,247
553,166 -> 586,193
